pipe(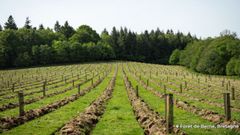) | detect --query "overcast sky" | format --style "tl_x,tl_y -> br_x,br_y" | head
0,0 -> 239,38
